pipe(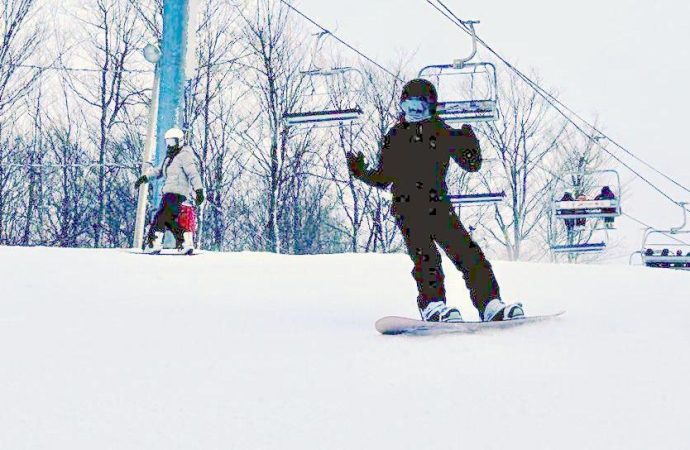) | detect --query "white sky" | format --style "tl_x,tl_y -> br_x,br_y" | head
293,0 -> 690,262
